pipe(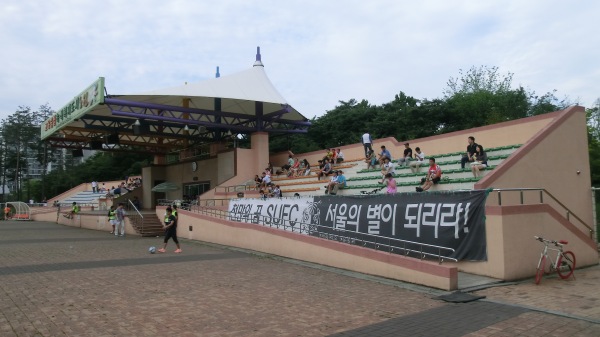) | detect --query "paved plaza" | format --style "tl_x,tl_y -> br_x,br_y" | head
0,221 -> 598,336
